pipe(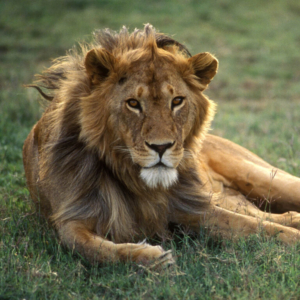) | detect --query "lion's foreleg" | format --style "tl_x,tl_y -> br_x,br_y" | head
57,220 -> 174,268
